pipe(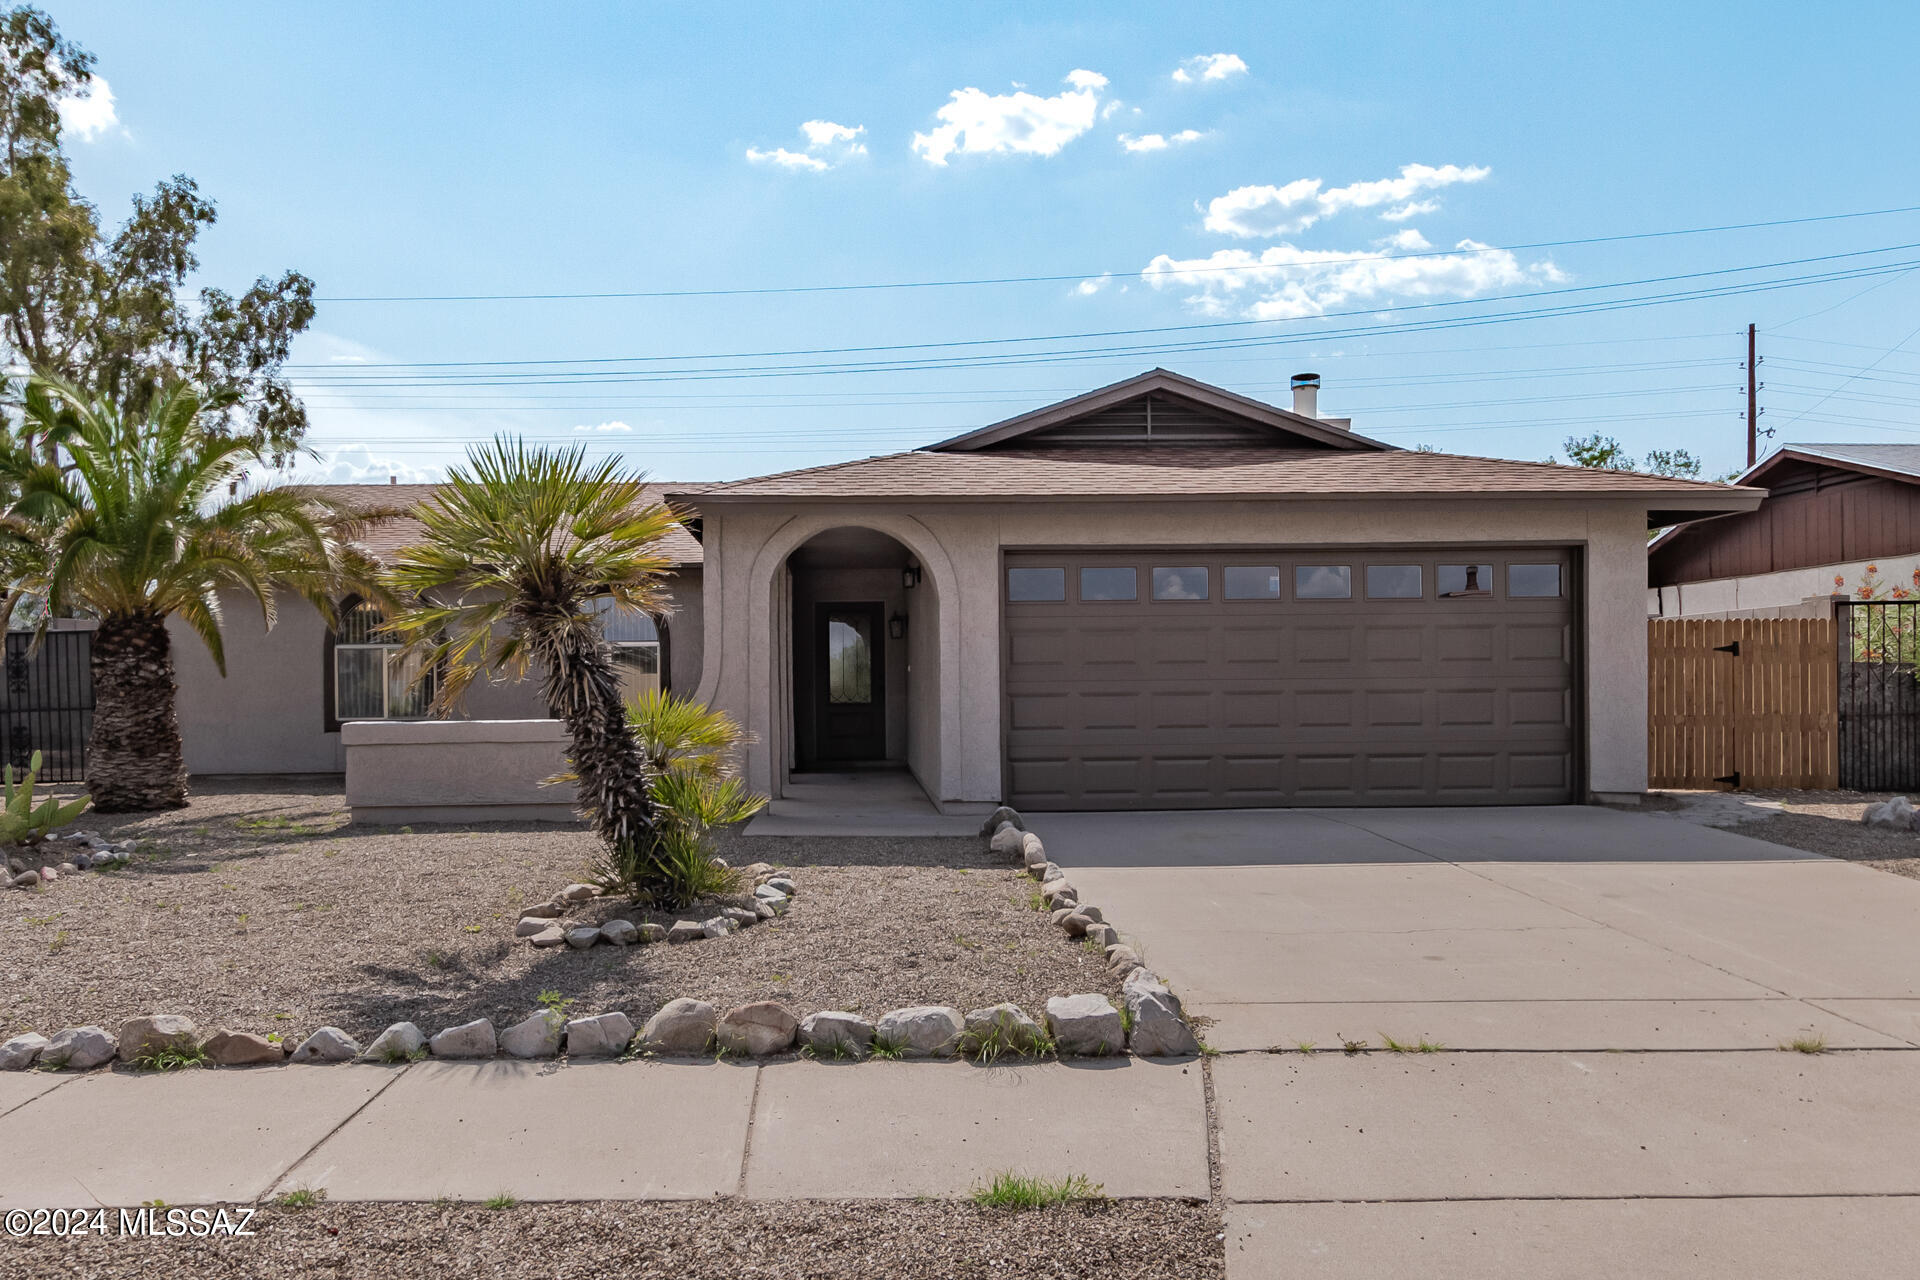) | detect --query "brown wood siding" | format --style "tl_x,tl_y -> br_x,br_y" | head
1647,618 -> 1837,788
1650,461 -> 1920,586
